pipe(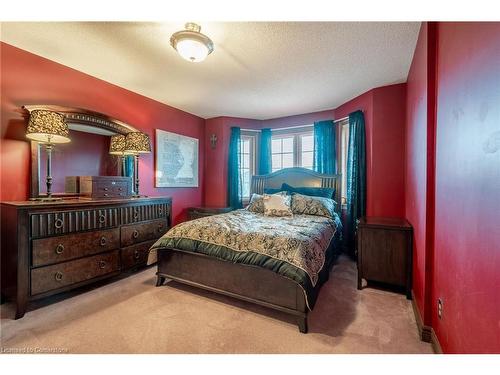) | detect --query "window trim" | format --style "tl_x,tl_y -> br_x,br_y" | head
239,133 -> 256,204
